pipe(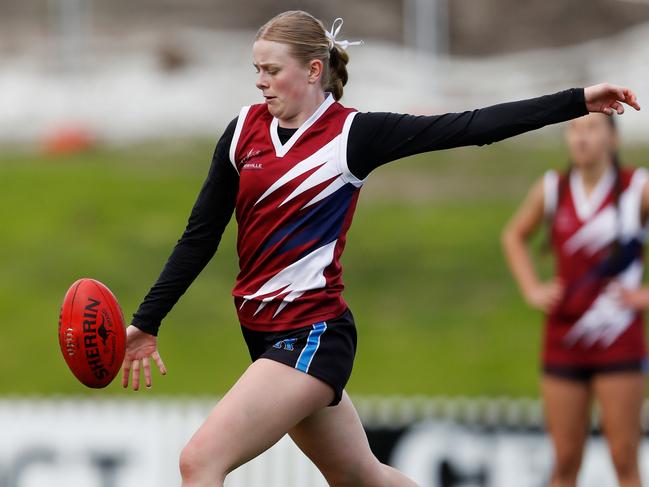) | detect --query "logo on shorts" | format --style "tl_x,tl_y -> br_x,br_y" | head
273,338 -> 297,351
